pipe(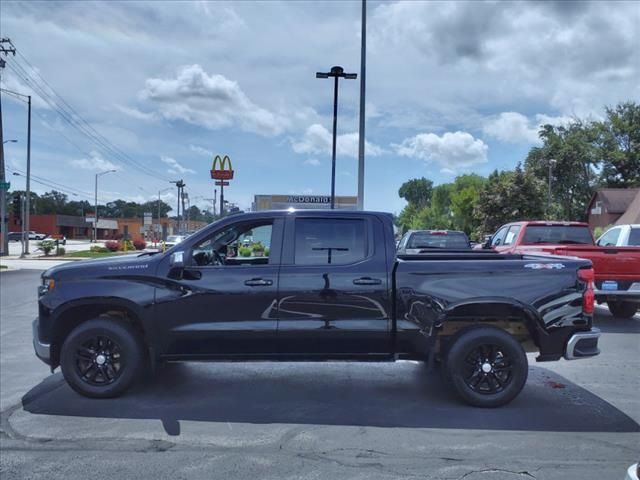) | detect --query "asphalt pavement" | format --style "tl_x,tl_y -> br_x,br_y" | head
1,268 -> 638,479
